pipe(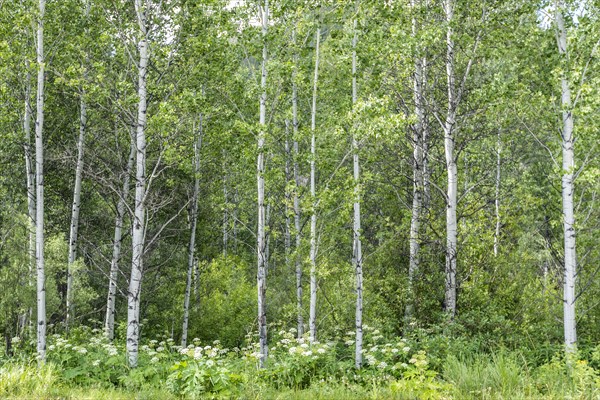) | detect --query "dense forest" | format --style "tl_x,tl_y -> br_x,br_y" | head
0,0 -> 599,398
